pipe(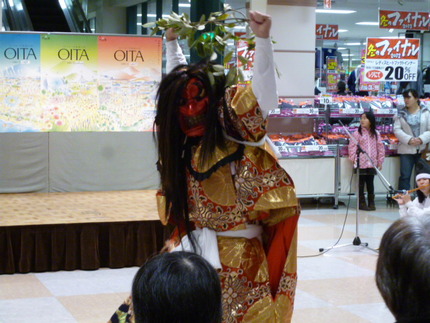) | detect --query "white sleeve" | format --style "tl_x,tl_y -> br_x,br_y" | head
399,204 -> 408,217
166,39 -> 187,74
252,37 -> 278,119
404,198 -> 426,217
